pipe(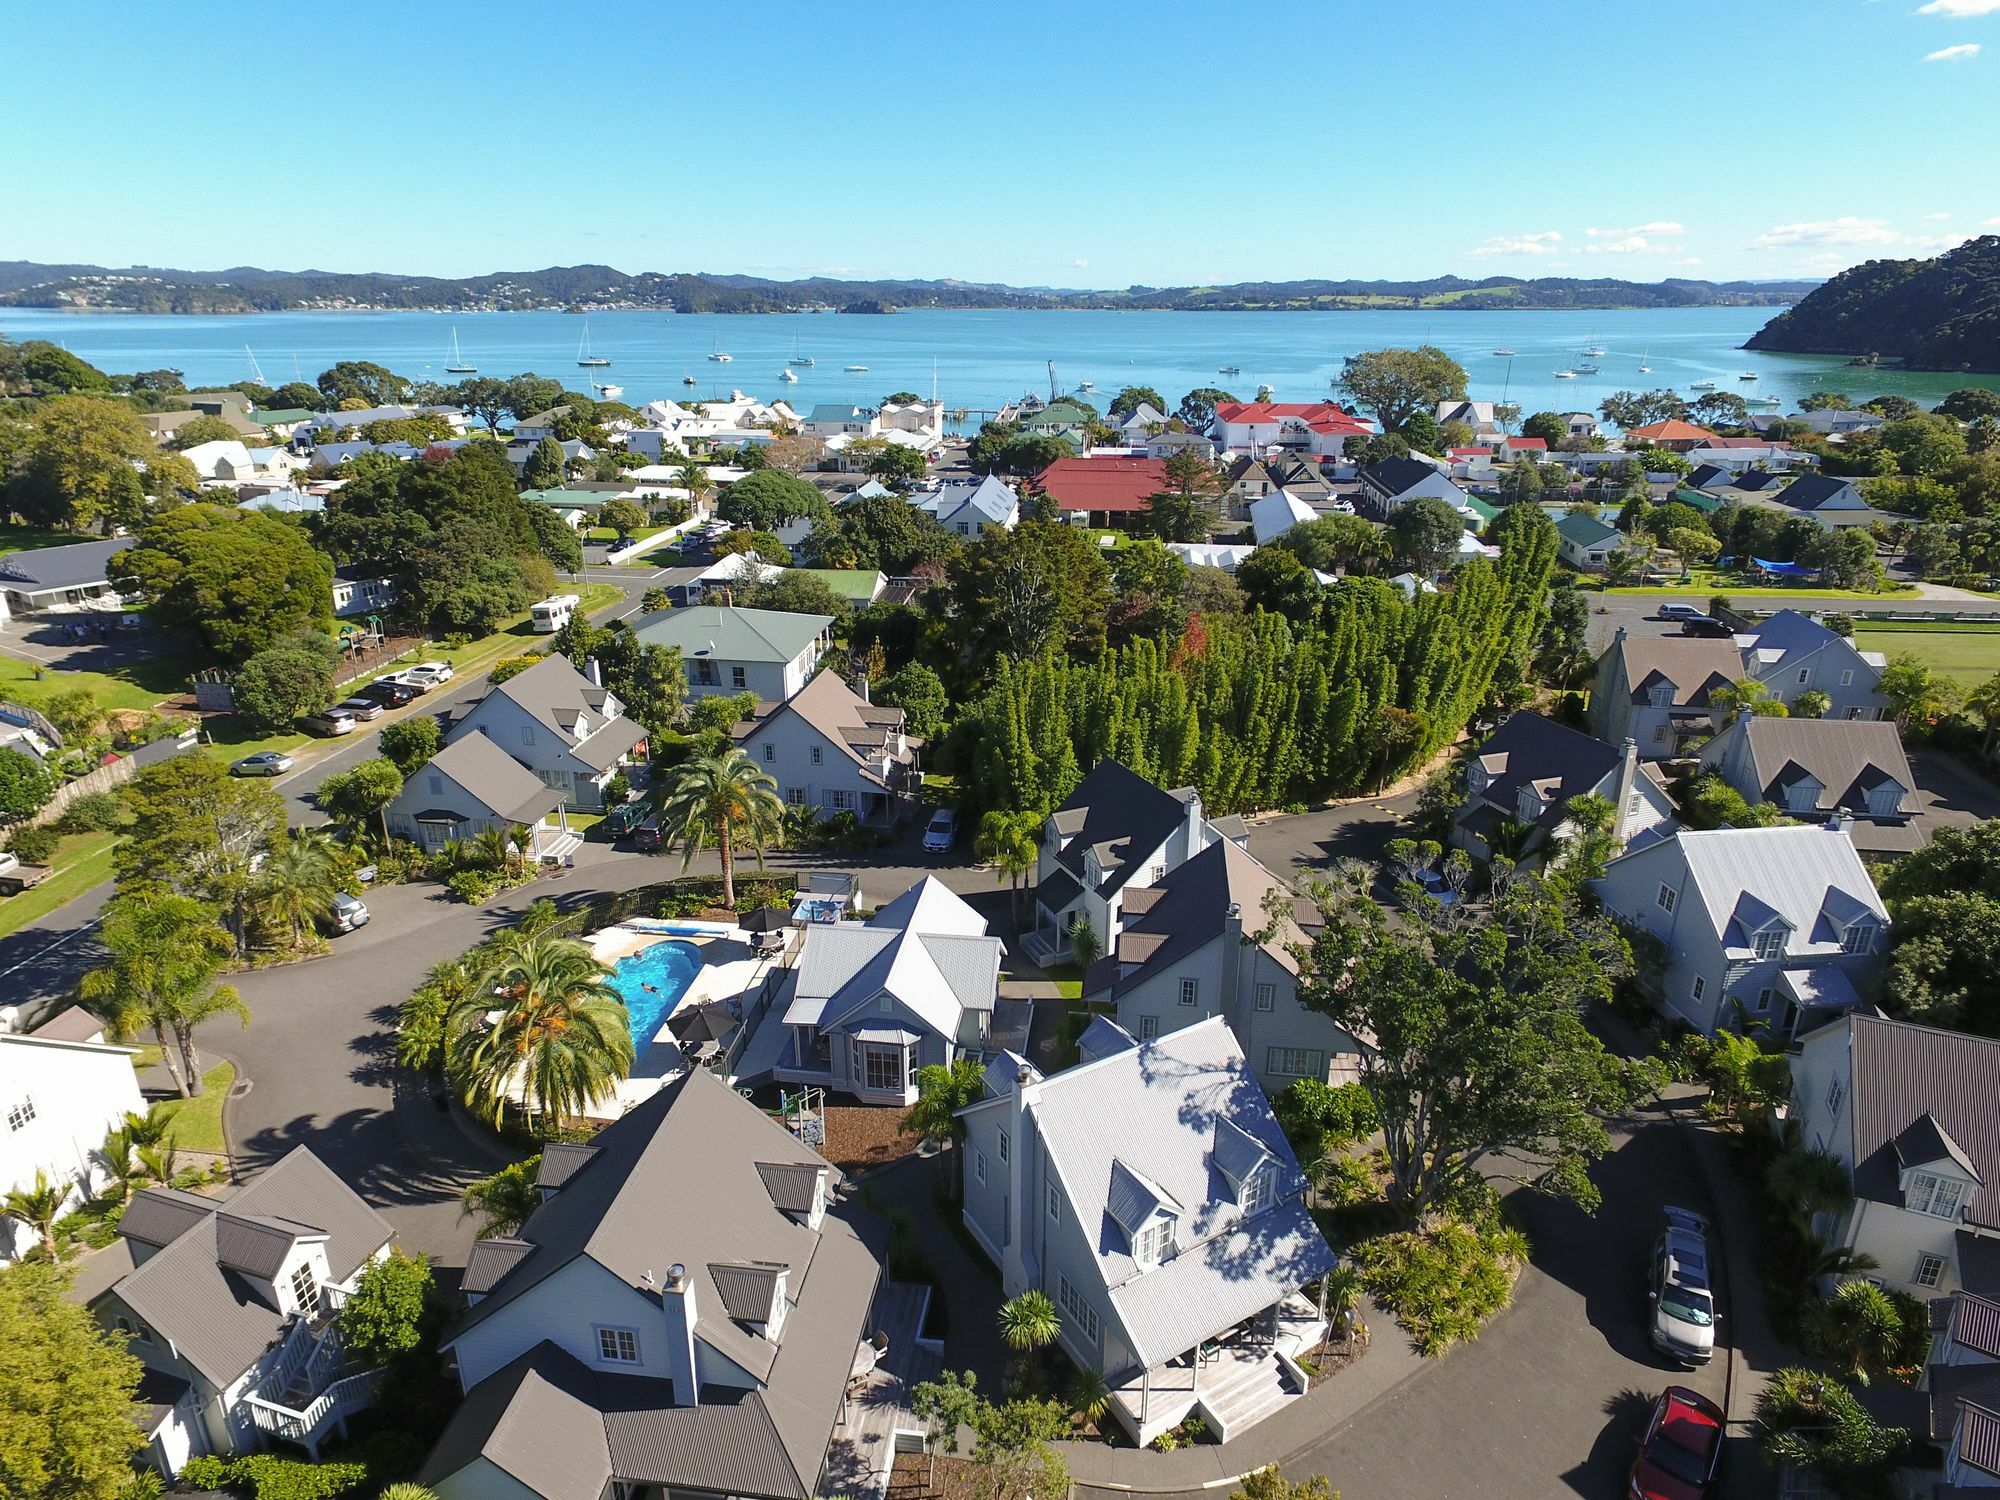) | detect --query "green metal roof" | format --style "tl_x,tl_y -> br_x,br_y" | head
249,408 -> 317,425
1674,488 -> 1724,513
519,488 -> 607,508
632,604 -> 832,663
1463,496 -> 1501,524
789,569 -> 886,602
